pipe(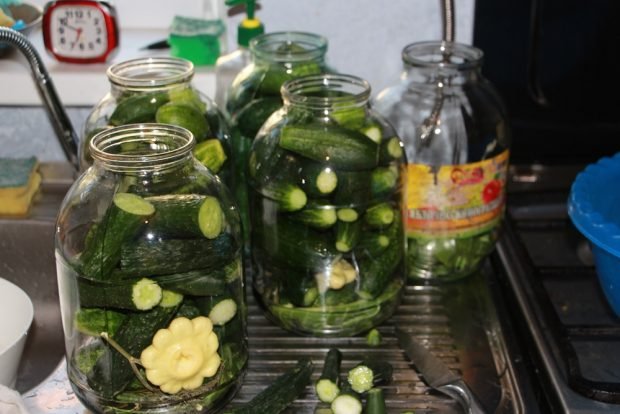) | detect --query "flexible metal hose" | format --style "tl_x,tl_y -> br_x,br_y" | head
0,27 -> 79,169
